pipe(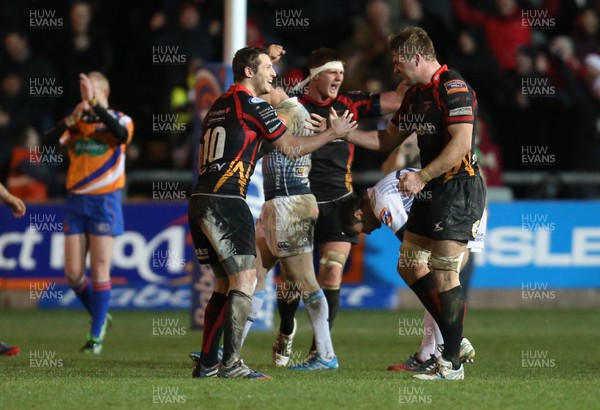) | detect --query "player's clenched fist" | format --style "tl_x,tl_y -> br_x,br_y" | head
397,170 -> 426,196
